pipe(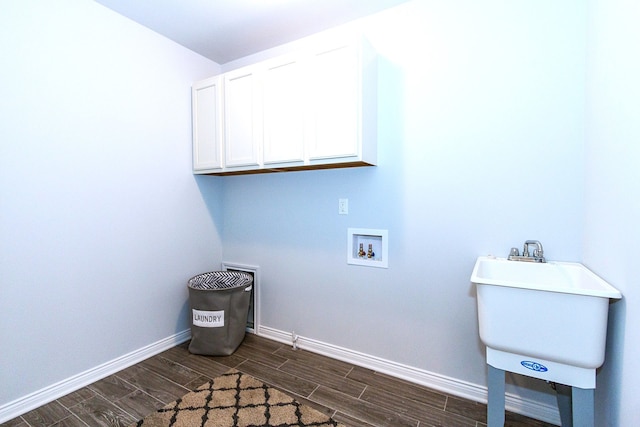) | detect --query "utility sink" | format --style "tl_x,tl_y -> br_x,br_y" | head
471,256 -> 621,388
